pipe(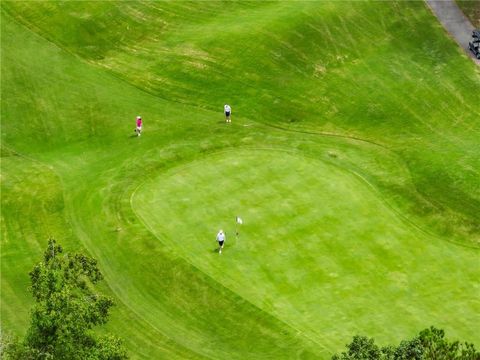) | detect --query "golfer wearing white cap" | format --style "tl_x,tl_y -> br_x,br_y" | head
224,104 -> 231,123
216,230 -> 226,254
